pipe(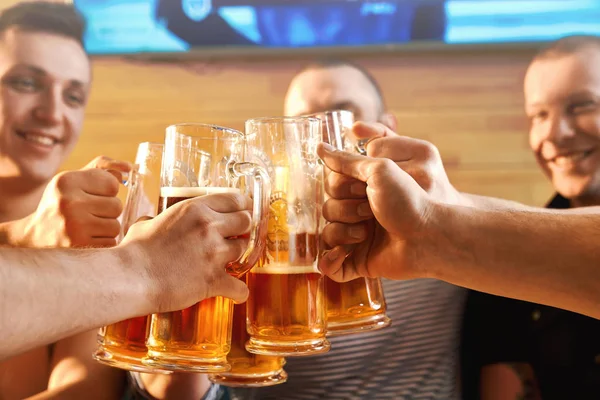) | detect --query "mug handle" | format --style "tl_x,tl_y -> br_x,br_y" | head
226,162 -> 271,277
